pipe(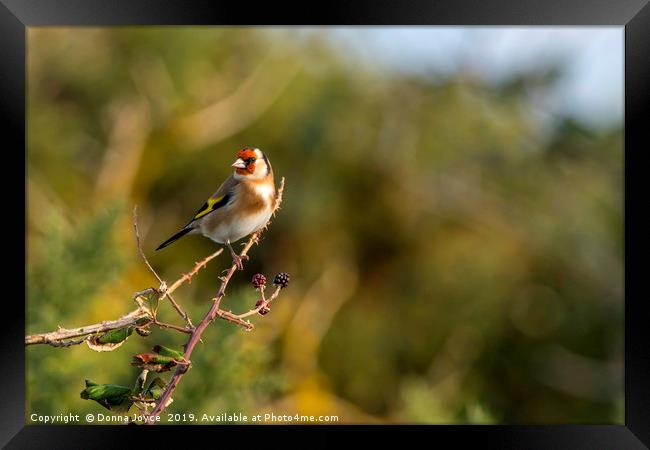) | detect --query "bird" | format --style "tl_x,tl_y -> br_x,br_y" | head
156,147 -> 277,270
